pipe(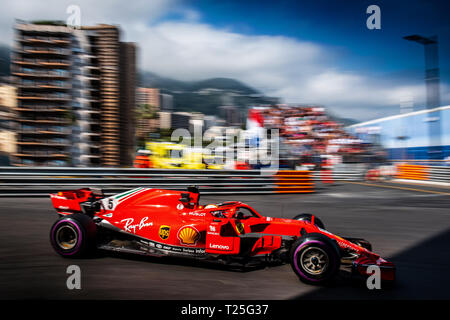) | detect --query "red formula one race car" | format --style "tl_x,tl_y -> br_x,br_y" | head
49,186 -> 395,285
